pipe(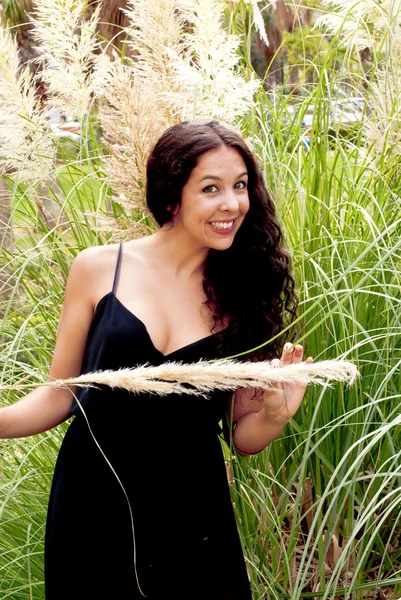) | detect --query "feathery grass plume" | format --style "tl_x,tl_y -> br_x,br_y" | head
313,0 -> 380,50
250,0 -> 269,48
313,0 -> 401,158
363,70 -> 401,158
0,25 -> 56,180
121,0 -> 188,118
93,0 -> 189,224
29,0 -> 102,119
22,359 -> 361,397
162,0 -> 261,122
91,51 -> 167,223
